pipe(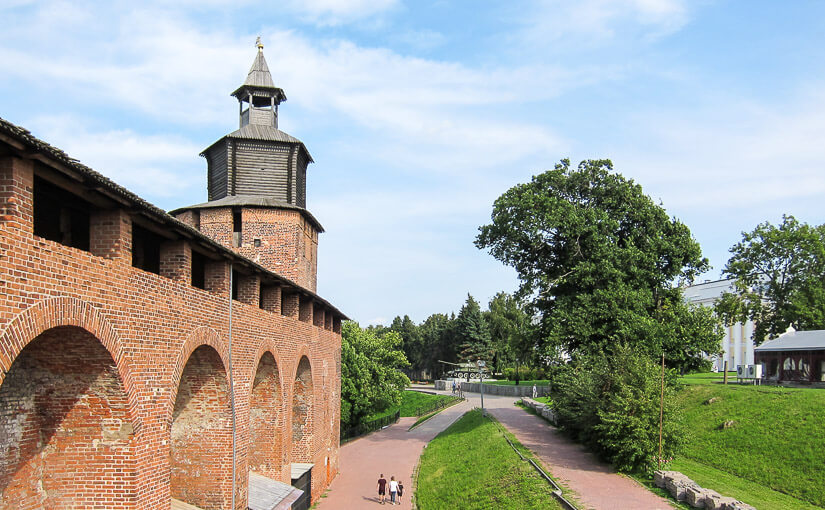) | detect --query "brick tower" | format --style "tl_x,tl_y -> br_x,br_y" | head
173,38 -> 322,291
